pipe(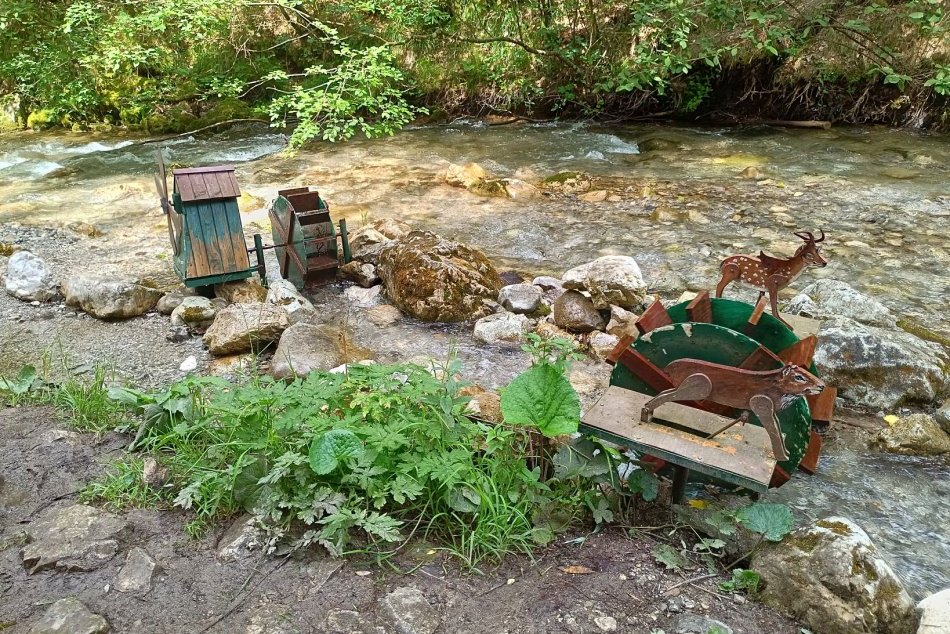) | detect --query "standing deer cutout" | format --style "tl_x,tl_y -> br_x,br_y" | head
716,230 -> 827,327
640,359 -> 825,461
